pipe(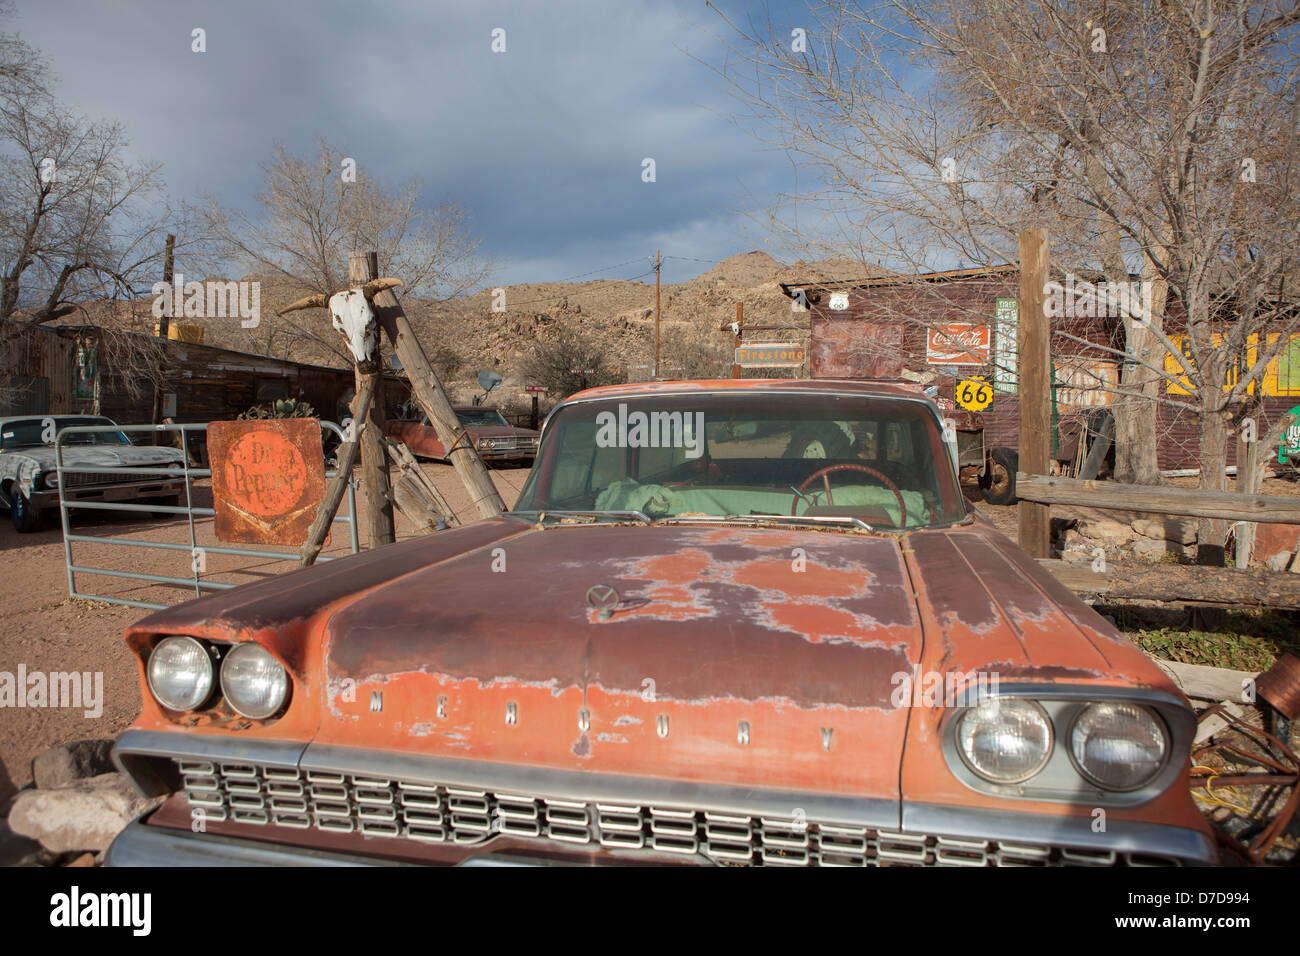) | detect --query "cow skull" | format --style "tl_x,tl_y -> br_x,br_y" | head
328,289 -> 378,364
